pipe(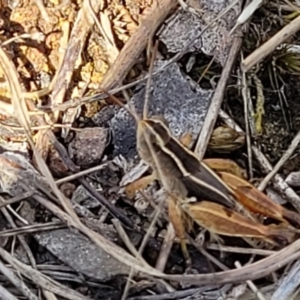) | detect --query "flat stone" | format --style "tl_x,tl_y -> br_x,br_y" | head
158,0 -> 241,65
34,228 -> 130,281
110,61 -> 213,159
68,127 -> 109,167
